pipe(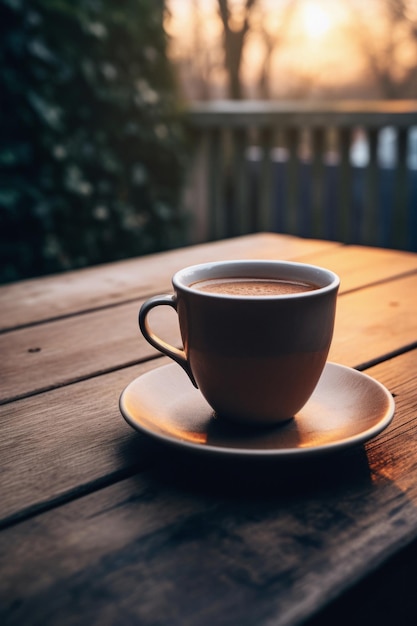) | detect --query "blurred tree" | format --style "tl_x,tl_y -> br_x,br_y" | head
0,0 -> 188,283
344,0 -> 417,98
166,0 -> 299,101
187,0 -> 220,100
252,0 -> 297,99
218,0 -> 258,99
215,0 -> 298,100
